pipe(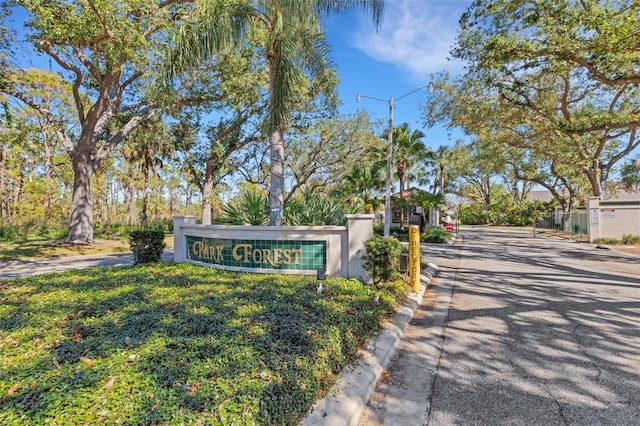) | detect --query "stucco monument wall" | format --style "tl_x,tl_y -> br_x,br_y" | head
173,214 -> 374,280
